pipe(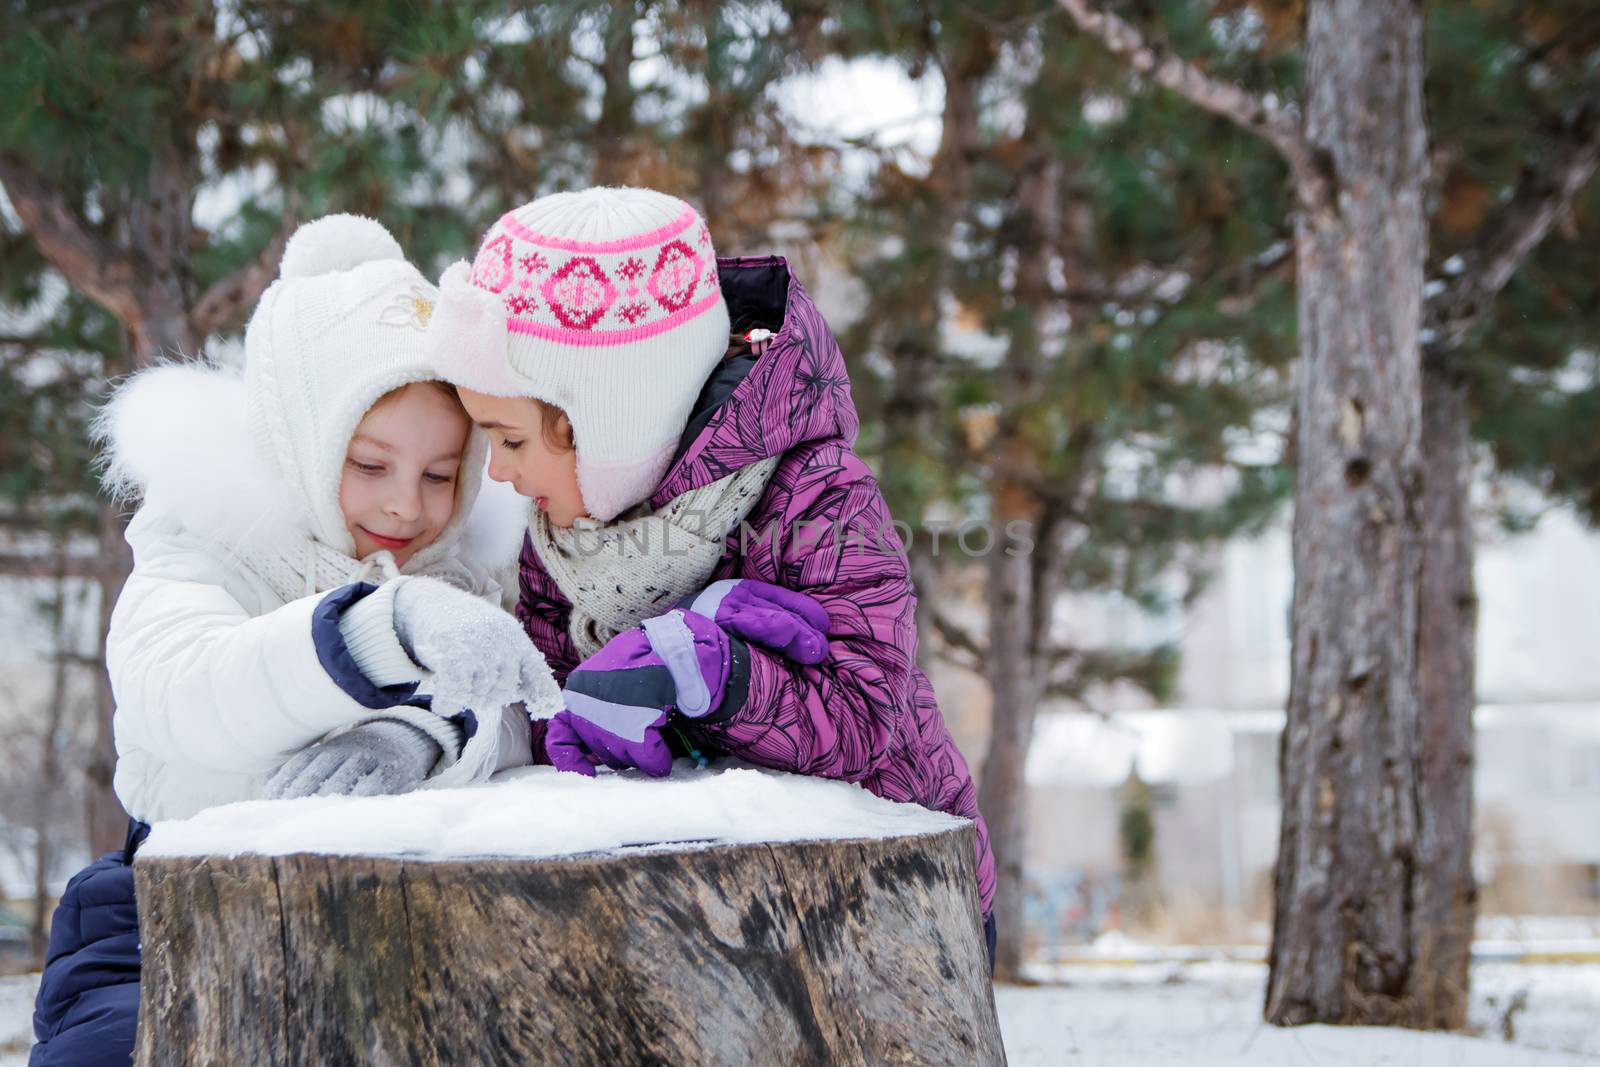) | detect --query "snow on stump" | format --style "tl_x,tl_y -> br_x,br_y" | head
132,765 -> 1004,1066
